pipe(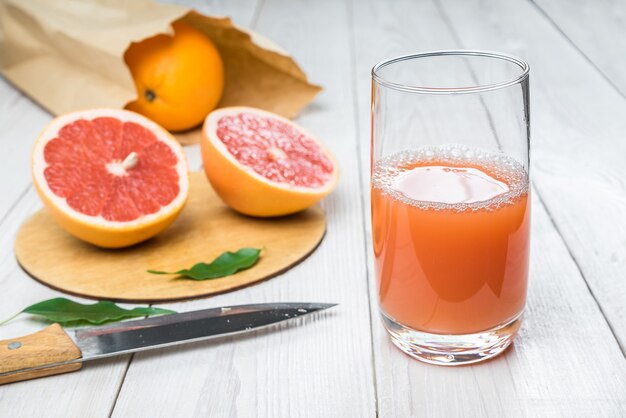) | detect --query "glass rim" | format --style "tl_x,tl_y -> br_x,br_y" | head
371,50 -> 530,94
